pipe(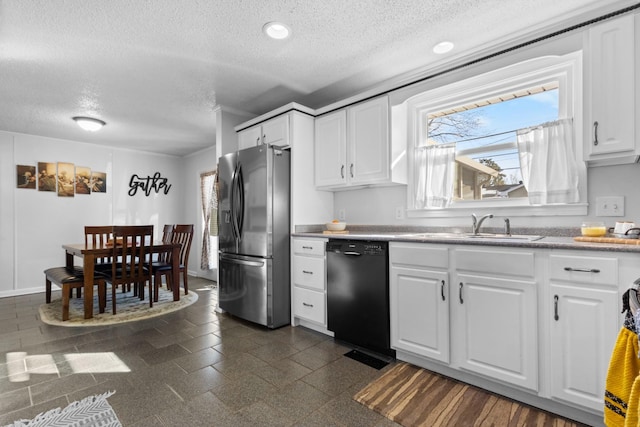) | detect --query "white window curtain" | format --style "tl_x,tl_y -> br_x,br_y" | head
516,118 -> 579,205
200,170 -> 217,270
414,143 -> 456,209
